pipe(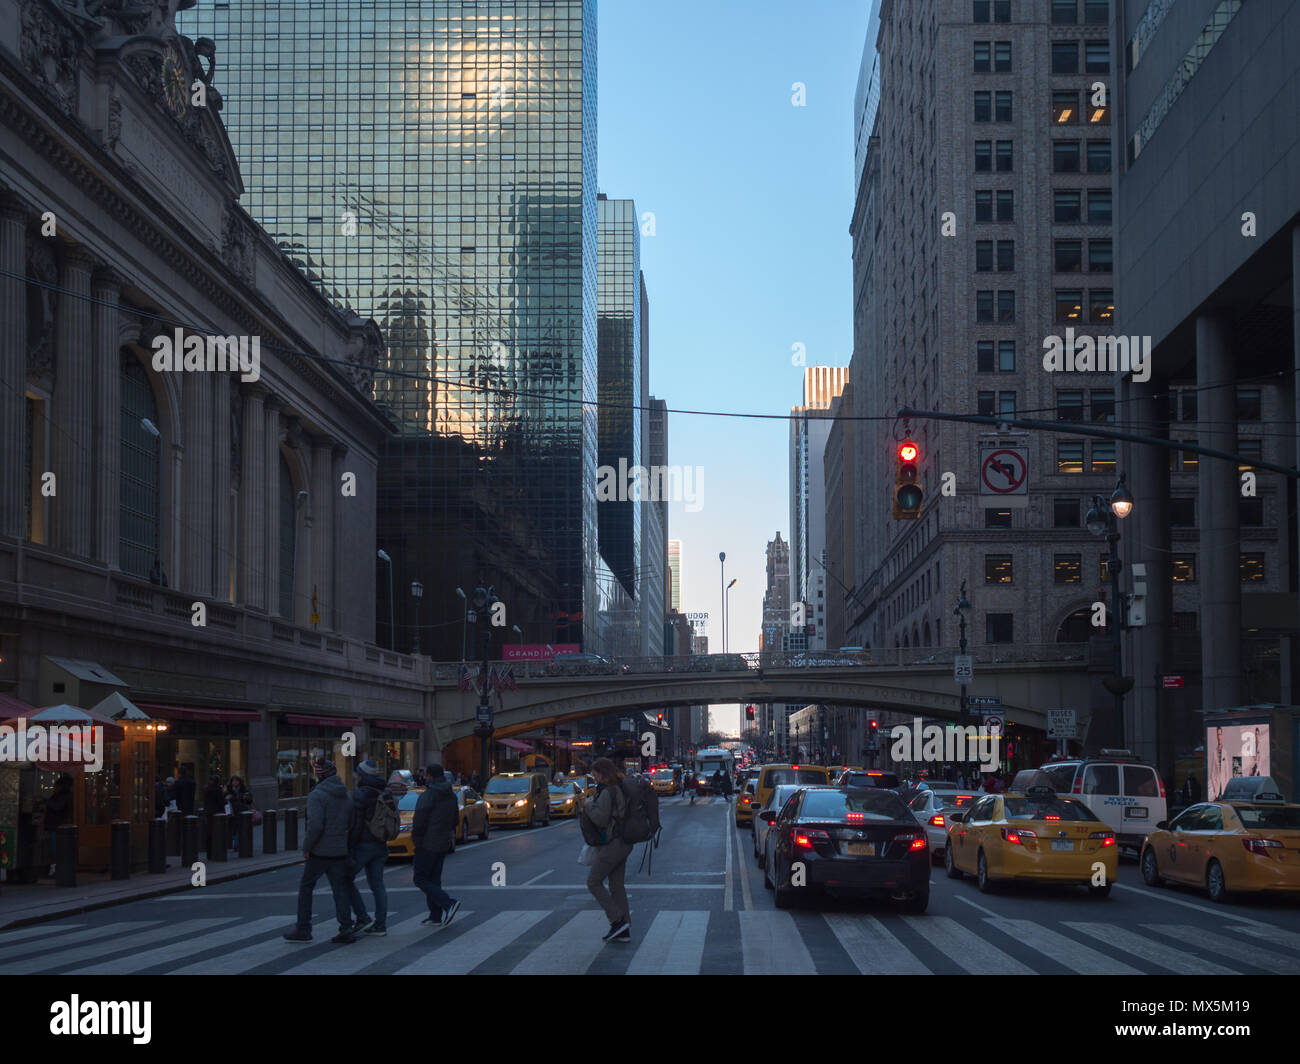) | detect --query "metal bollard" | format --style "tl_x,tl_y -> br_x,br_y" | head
207,814 -> 228,862
166,811 -> 181,856
148,819 -> 167,873
262,809 -> 278,855
110,821 -> 131,880
55,824 -> 77,887
284,807 -> 298,851
237,811 -> 254,858
198,813 -> 208,852
181,815 -> 199,867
